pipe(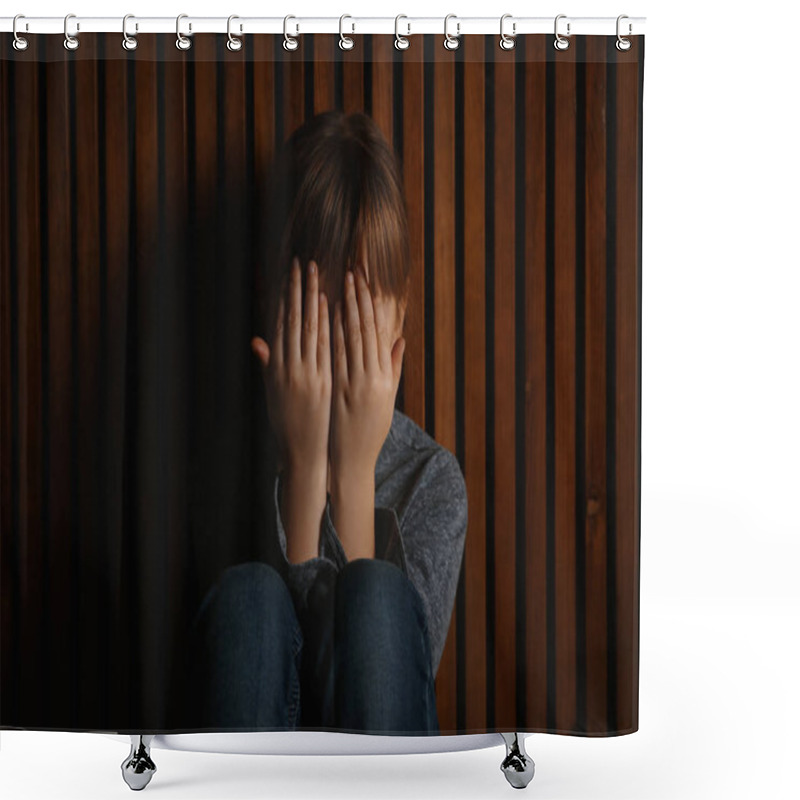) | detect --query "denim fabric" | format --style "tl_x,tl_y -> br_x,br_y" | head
185,559 -> 440,735
267,407 -> 469,679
